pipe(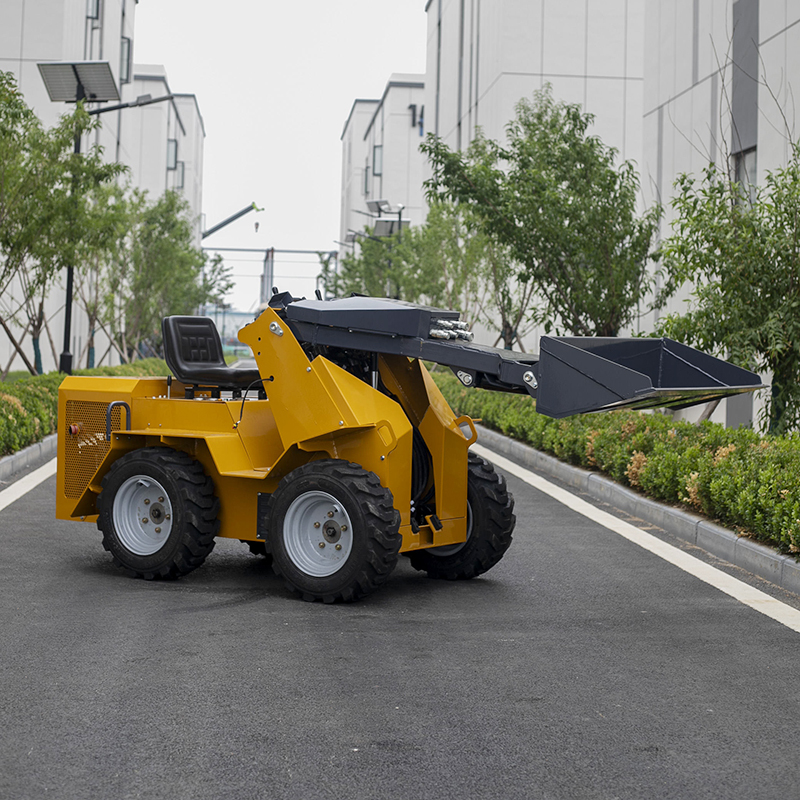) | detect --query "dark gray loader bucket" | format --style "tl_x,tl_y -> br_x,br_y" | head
536,337 -> 763,419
